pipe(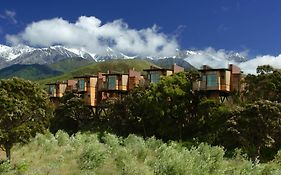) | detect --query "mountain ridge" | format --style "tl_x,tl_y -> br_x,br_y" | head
0,44 -> 248,70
